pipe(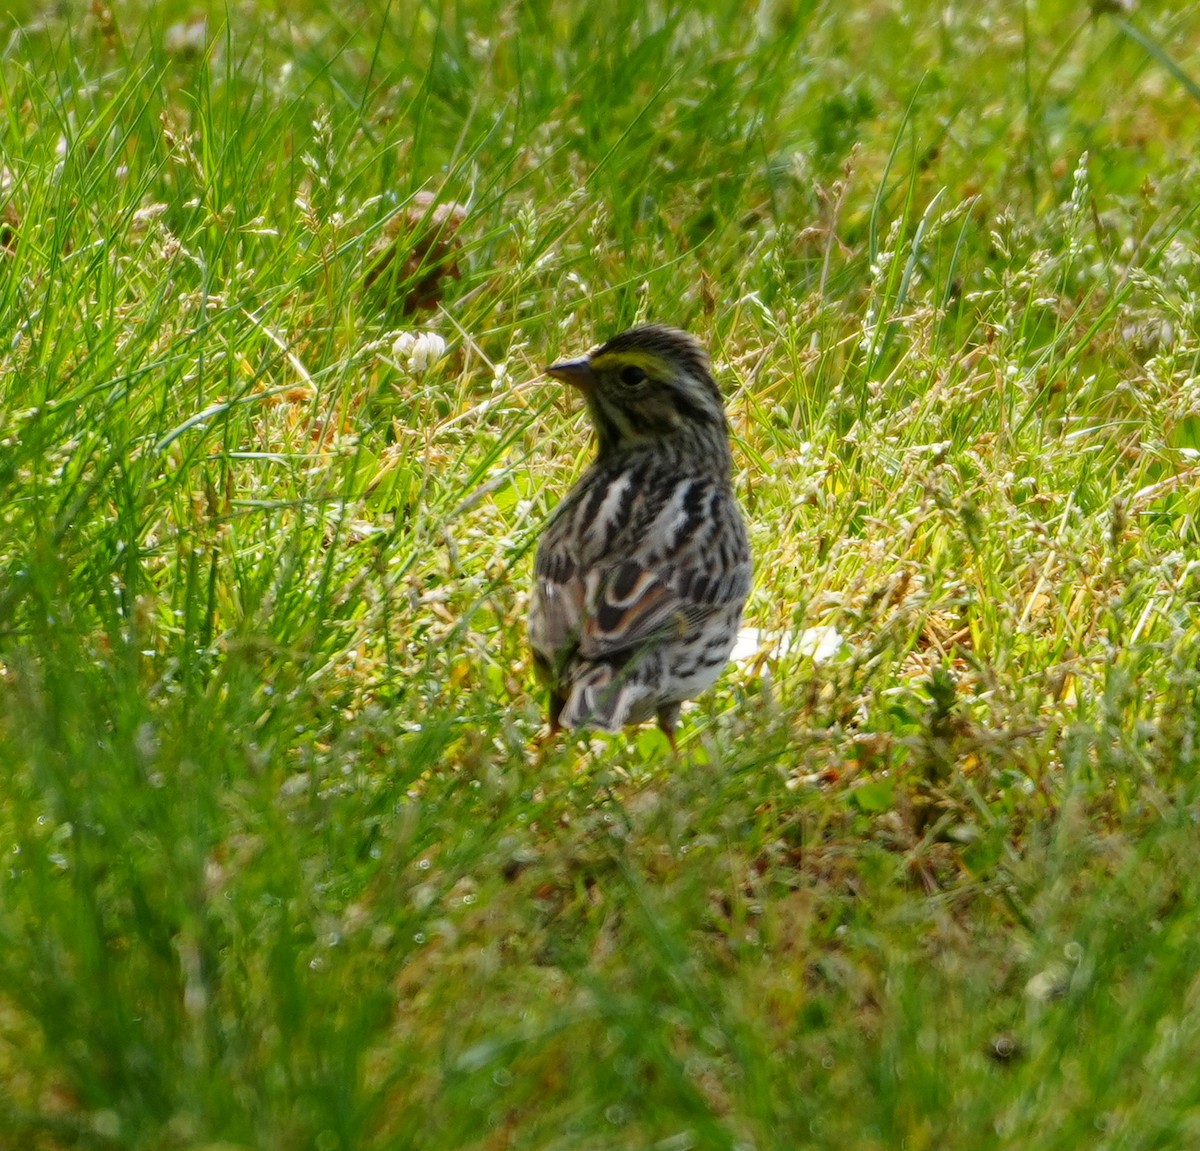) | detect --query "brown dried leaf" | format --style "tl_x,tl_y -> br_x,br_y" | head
0,167 -> 17,255
364,191 -> 468,314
